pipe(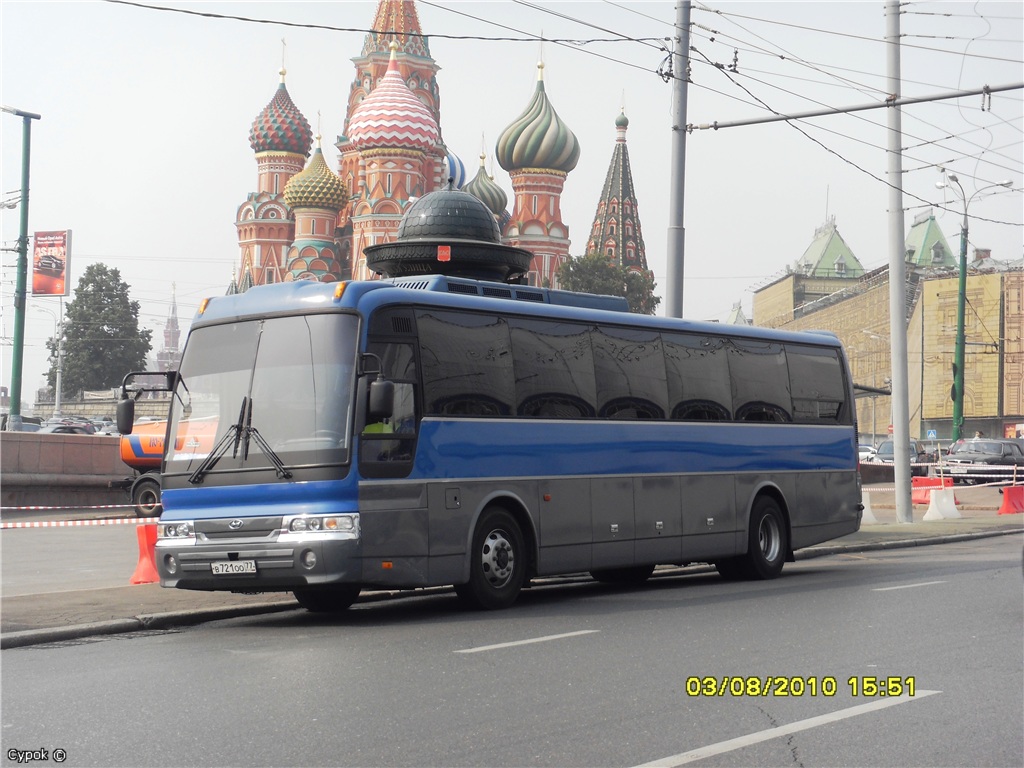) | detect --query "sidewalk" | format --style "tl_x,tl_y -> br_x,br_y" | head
3,484 -> 1021,649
